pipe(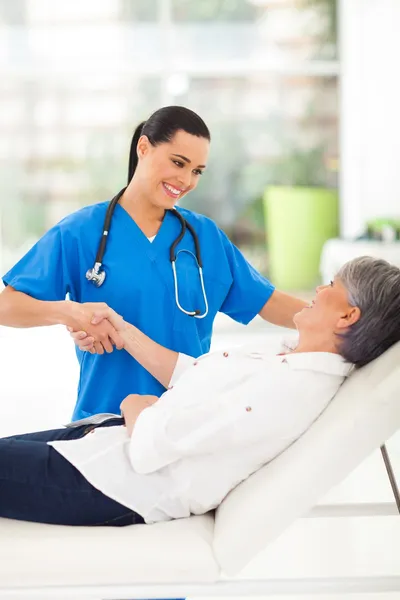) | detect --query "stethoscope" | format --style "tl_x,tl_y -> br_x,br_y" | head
86,188 -> 209,318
